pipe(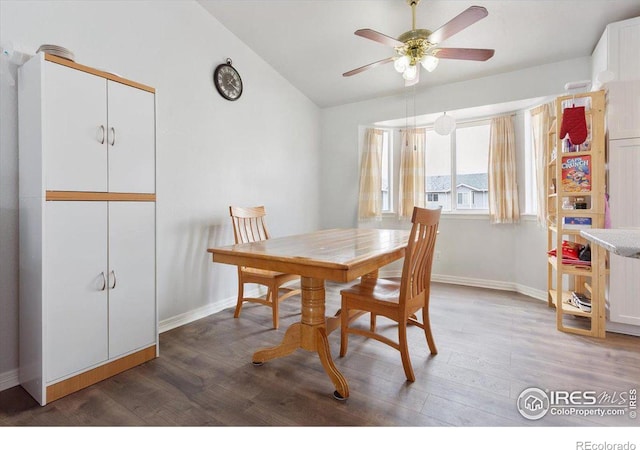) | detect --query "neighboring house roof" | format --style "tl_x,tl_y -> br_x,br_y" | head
426,173 -> 488,192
